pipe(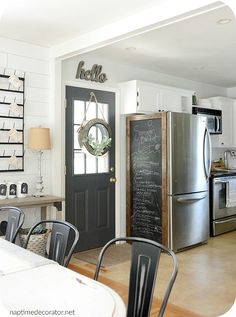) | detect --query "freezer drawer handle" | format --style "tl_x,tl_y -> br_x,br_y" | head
176,195 -> 207,203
